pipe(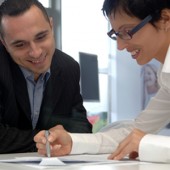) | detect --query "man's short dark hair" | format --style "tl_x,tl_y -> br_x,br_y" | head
102,0 -> 170,28
0,0 -> 50,38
